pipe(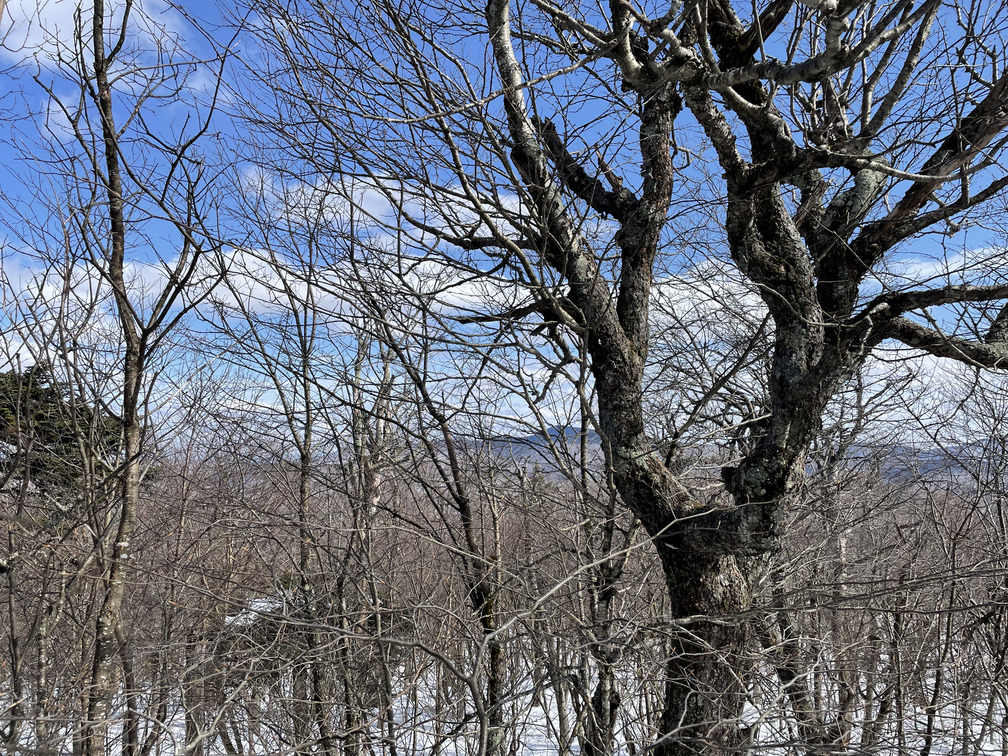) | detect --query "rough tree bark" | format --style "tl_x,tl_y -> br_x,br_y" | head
482,0 -> 1008,752
242,0 -> 1008,751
